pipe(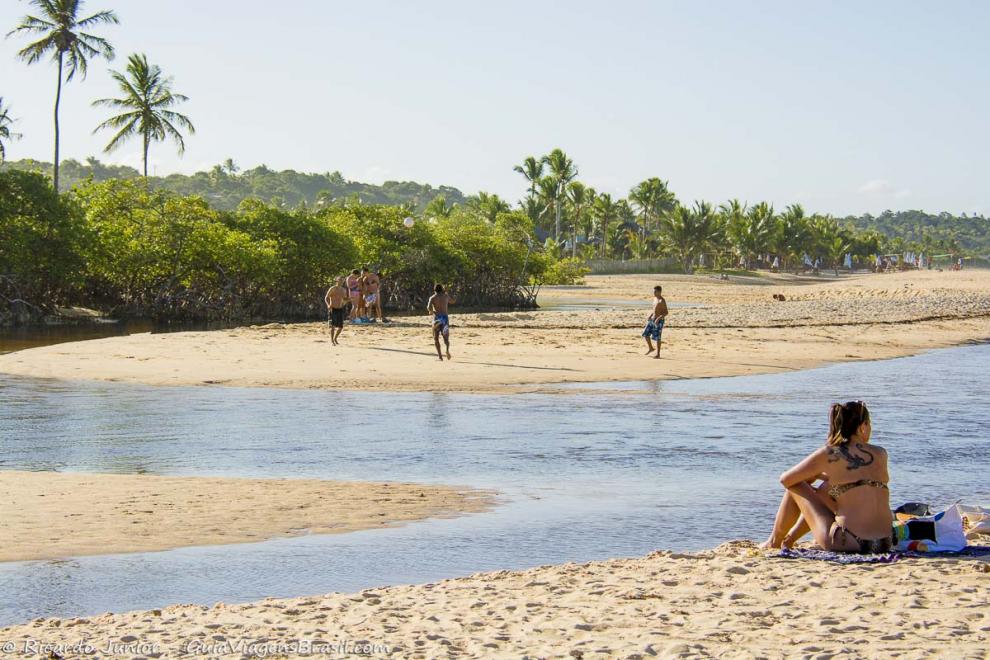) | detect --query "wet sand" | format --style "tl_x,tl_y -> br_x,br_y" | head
3,541 -> 987,658
0,471 -> 493,562
1,270 -> 988,393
